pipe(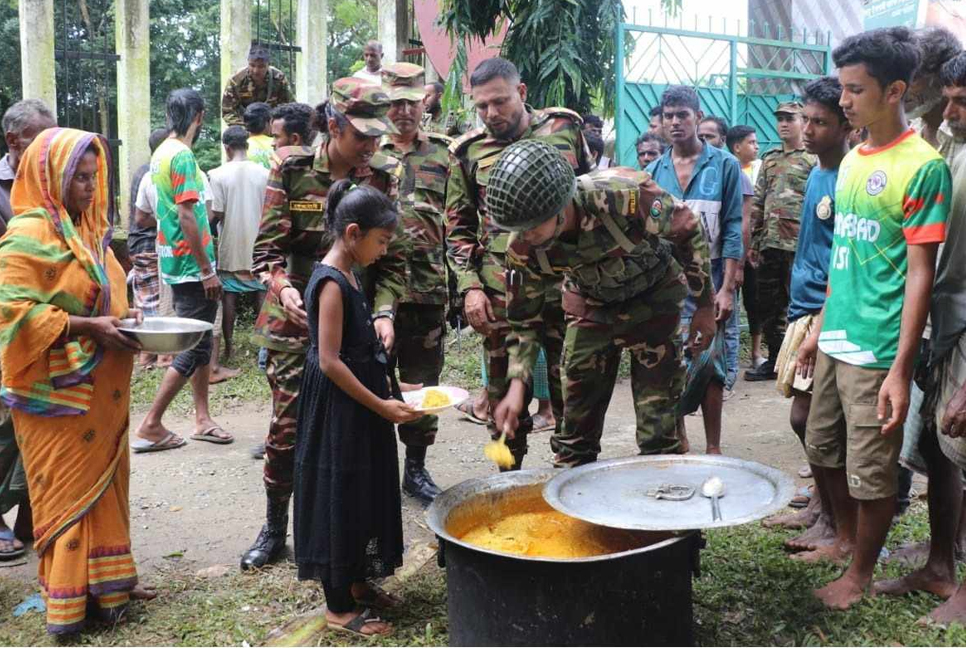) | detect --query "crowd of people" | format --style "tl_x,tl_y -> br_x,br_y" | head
4,21 -> 966,639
